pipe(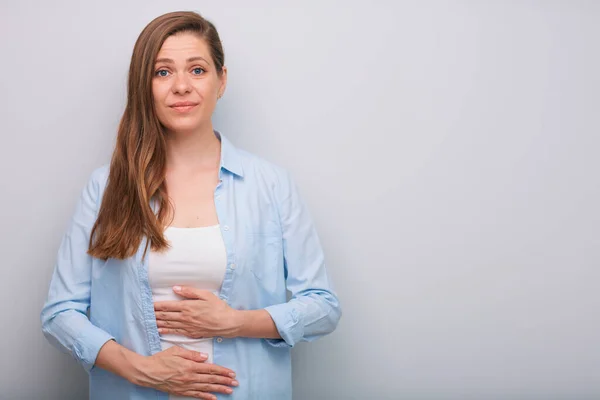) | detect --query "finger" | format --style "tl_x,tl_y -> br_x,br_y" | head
154,301 -> 185,312
159,328 -> 197,337
174,285 -> 215,300
194,373 -> 239,387
179,391 -> 216,400
187,383 -> 235,395
172,347 -> 208,363
193,362 -> 236,378
156,319 -> 187,329
155,311 -> 183,321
